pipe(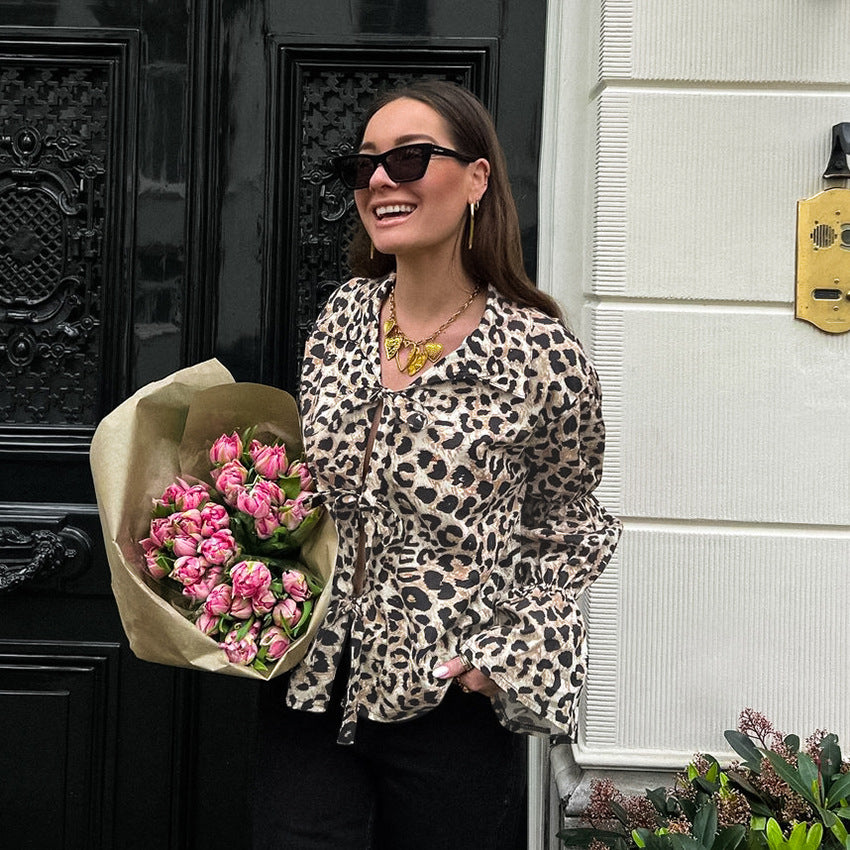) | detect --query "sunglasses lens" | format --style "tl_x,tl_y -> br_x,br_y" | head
337,156 -> 374,189
384,146 -> 429,183
335,145 -> 433,189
